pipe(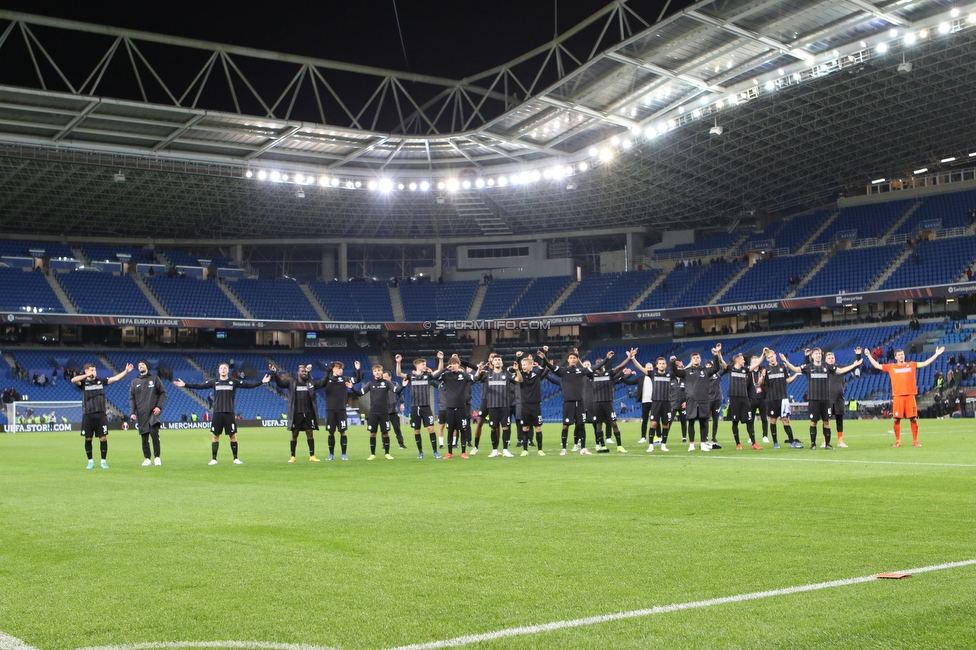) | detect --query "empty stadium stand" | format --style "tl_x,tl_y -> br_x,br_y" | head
57,271 -> 159,316
721,254 -> 820,303
308,280 -> 394,321
227,278 -> 320,321
144,275 -> 244,318
0,267 -> 67,313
